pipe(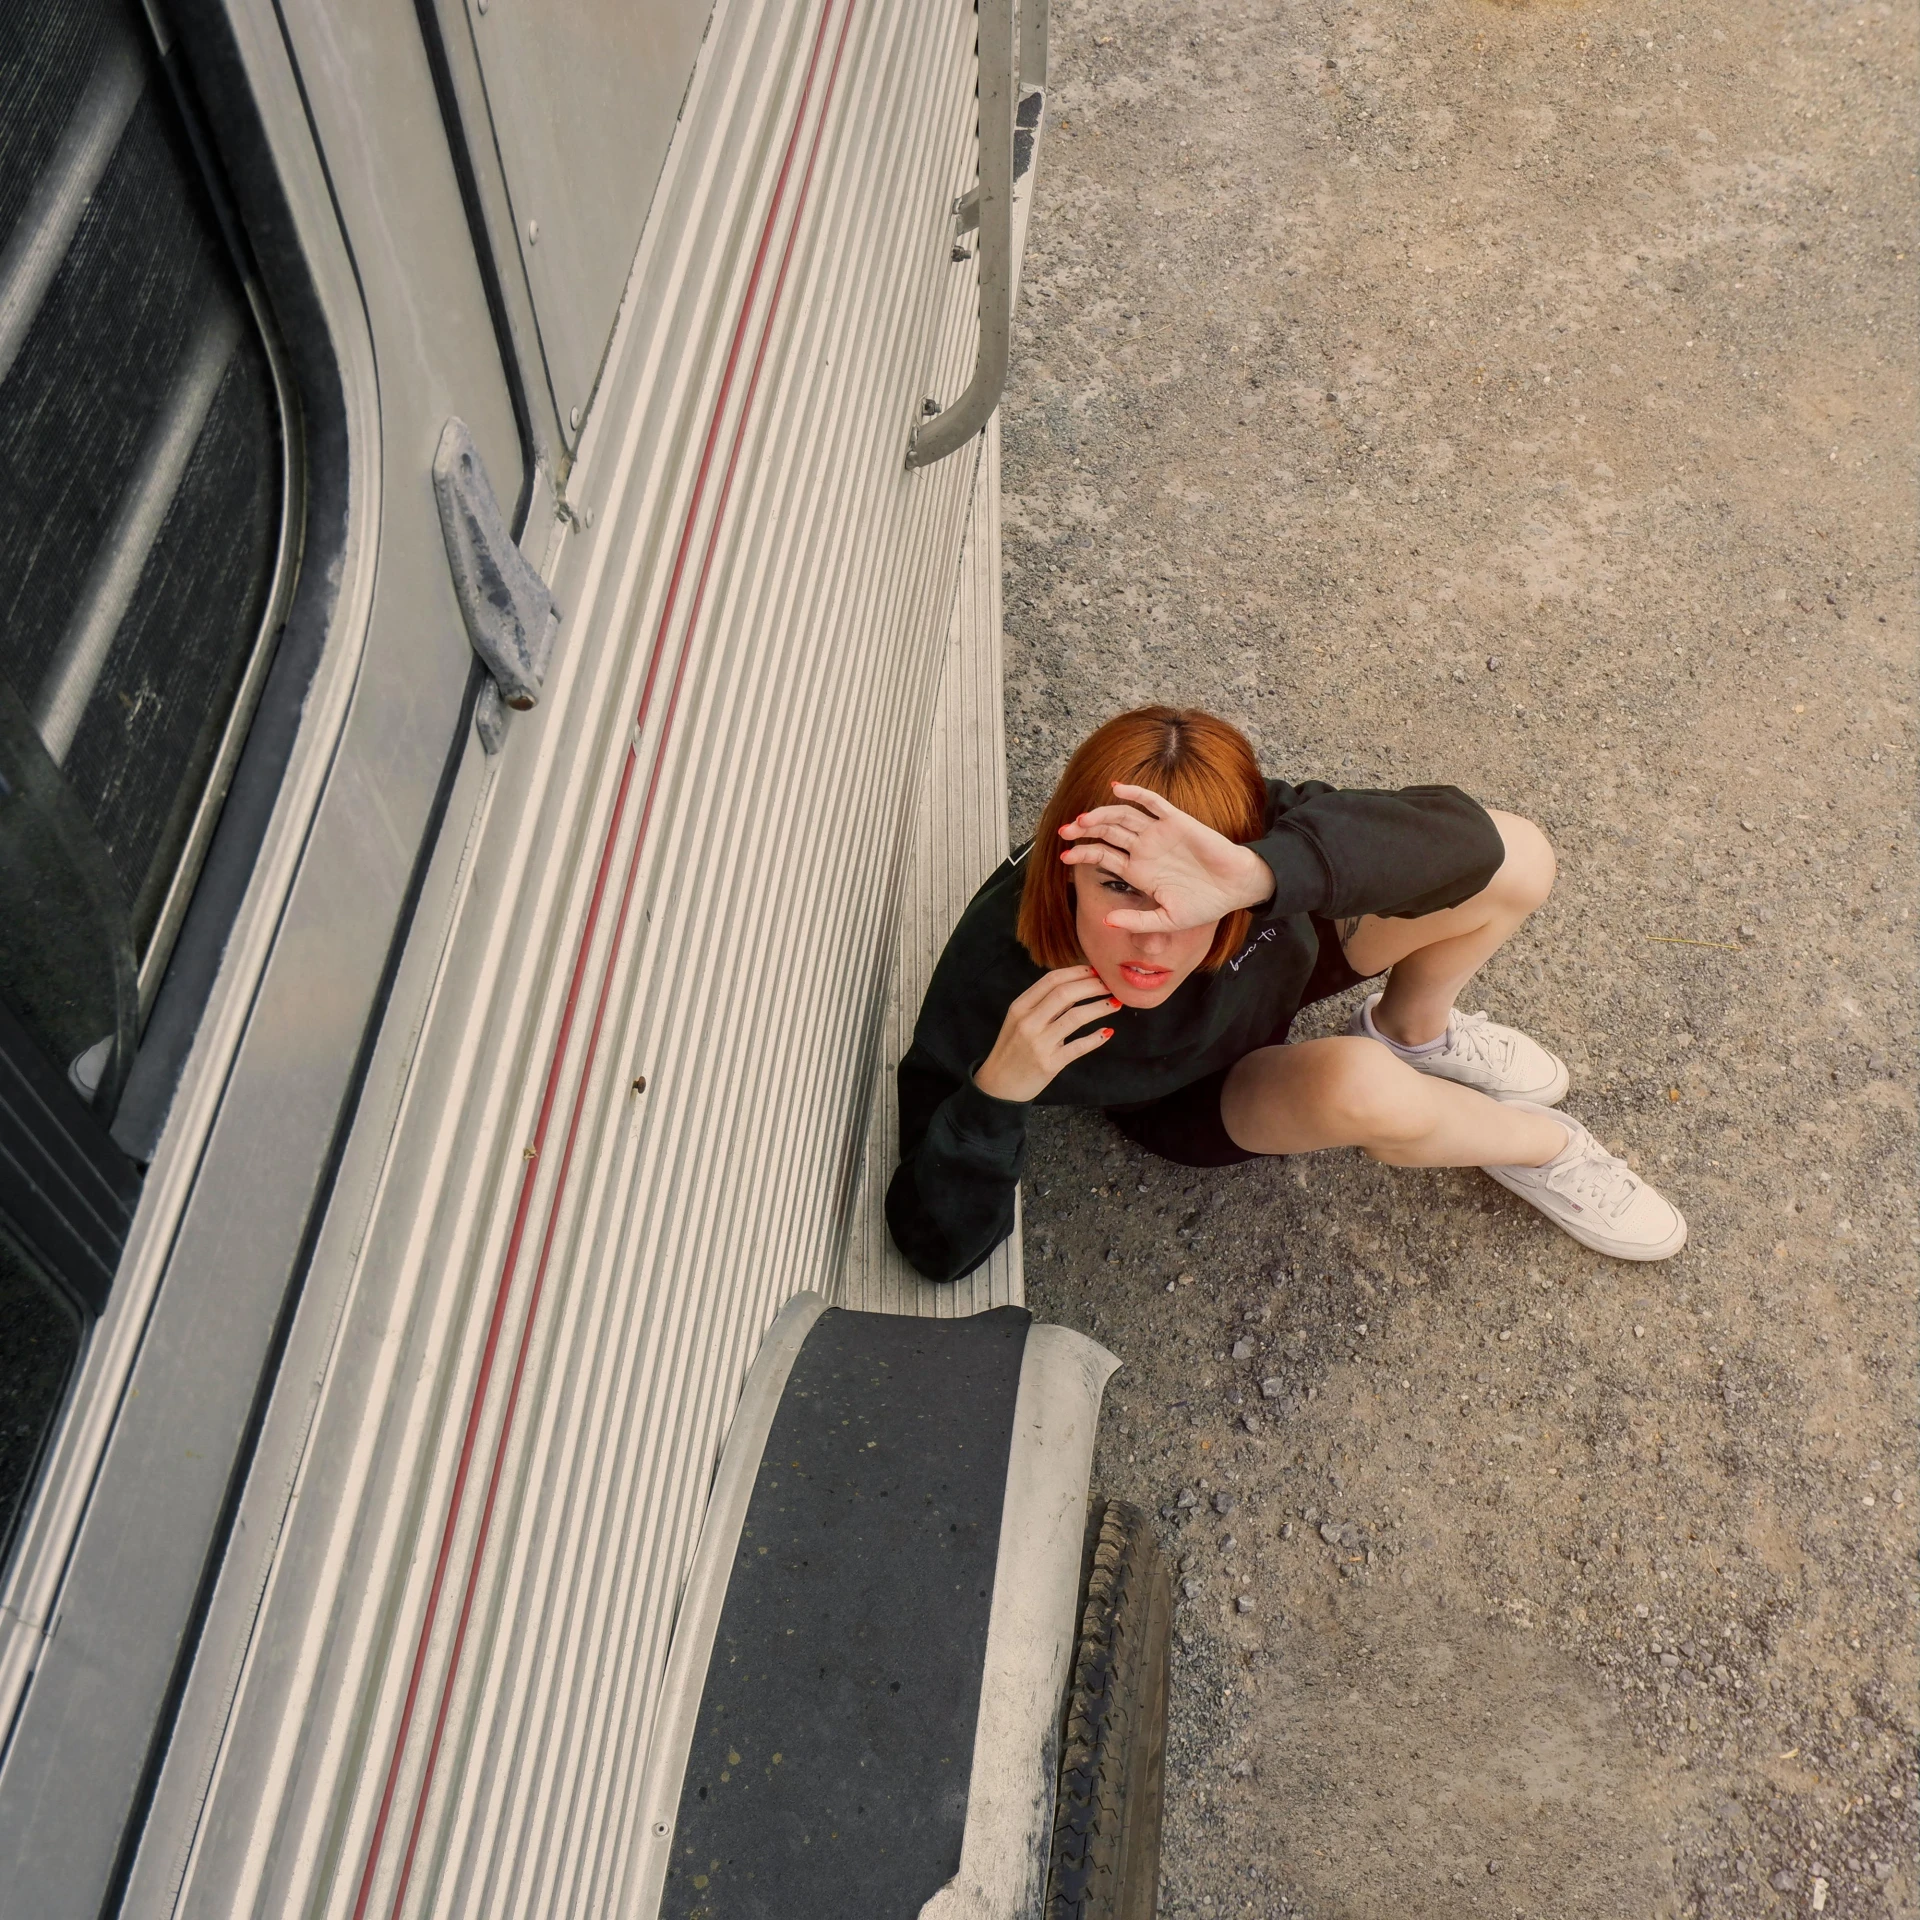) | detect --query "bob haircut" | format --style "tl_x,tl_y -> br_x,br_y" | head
1017,706 -> 1268,973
